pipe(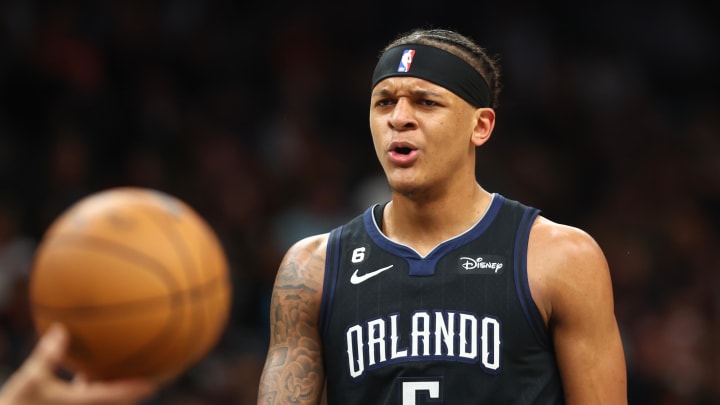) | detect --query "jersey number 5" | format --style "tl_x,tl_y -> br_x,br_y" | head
400,378 -> 442,404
